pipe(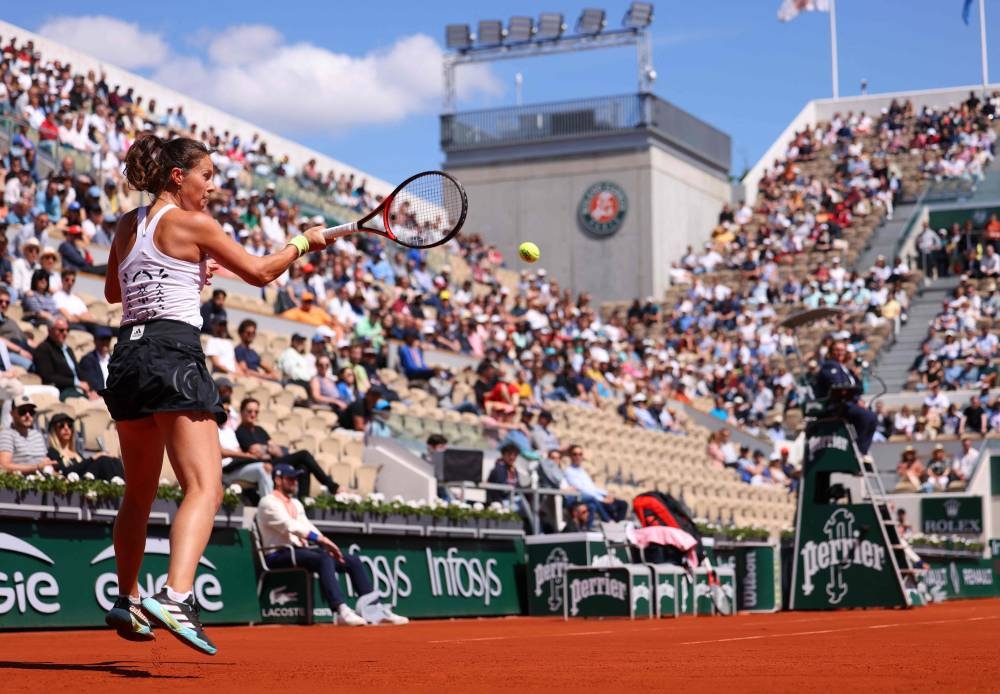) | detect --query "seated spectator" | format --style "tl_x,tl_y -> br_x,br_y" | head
895,446 -> 925,490
926,444 -> 951,491
529,410 -> 561,453
562,444 -> 628,523
256,465 -> 407,625
739,449 -> 768,486
766,452 -> 792,488
277,333 -> 315,389
0,396 -> 55,474
281,291 -> 342,335
562,501 -> 591,533
78,326 -> 113,392
0,286 -> 34,369
217,404 -> 272,501
33,318 -> 98,401
485,442 -> 531,507
12,238 -> 40,294
397,332 -> 436,381
58,225 -> 105,274
204,316 -> 241,376
38,246 -> 62,292
53,269 -> 98,332
235,397 -> 339,495
234,319 -> 279,381
200,289 -> 227,335
963,395 -> 987,436
335,366 -> 359,405
951,437 -> 979,483
338,388 -> 382,432
309,356 -> 348,413
474,361 -> 518,415
22,268 -> 58,327
45,413 -> 124,480
495,408 -> 542,462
